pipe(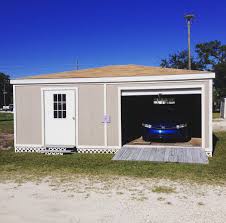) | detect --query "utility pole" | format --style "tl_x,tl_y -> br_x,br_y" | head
184,14 -> 195,70
76,58 -> 79,70
3,81 -> 7,106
